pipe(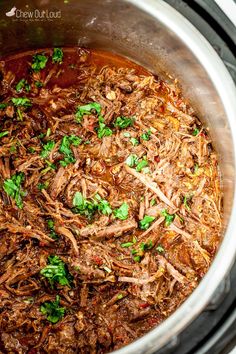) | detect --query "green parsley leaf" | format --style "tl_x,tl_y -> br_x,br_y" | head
123,132 -> 131,138
121,236 -> 137,248
97,116 -> 113,139
28,147 -> 36,153
0,131 -> 8,138
121,242 -> 134,248
136,158 -> 148,172
125,154 -> 139,168
52,48 -> 63,64
41,160 -> 56,174
40,255 -> 73,288
131,240 -> 153,262
11,97 -> 32,107
161,209 -> 175,226
59,135 -> 81,166
3,172 -> 26,209
75,102 -> 101,123
47,219 -> 59,240
183,196 -> 191,211
193,128 -> 200,136
141,129 -> 151,141
35,81 -> 43,88
140,241 -> 153,251
130,137 -> 139,146
139,215 -> 155,230
46,128 -> 51,137
156,244 -> 165,253
72,192 -> 97,219
97,199 -> 112,215
117,293 -> 124,300
15,79 -> 31,93
113,202 -> 129,220
150,198 -> 156,206
40,295 -> 65,324
31,53 -> 48,72
10,145 -> 17,153
114,116 -> 134,129
133,255 -> 141,263
37,182 -> 49,191
40,140 -> 55,158
68,135 -> 82,146
0,103 -> 7,109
